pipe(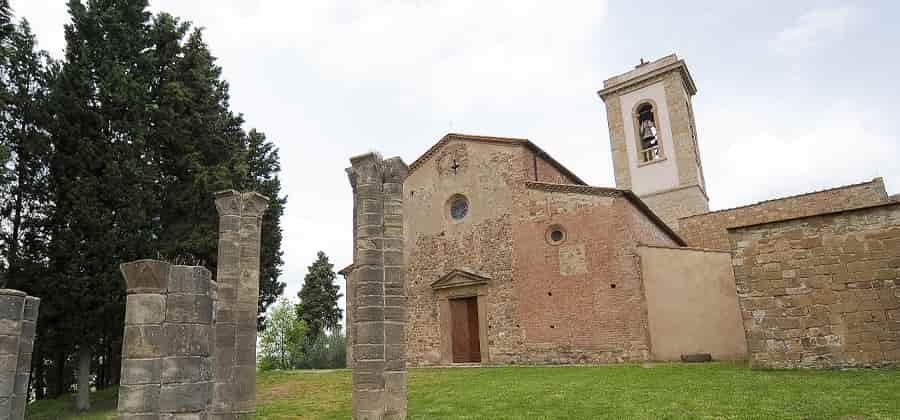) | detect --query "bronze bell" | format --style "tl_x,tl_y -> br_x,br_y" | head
641,122 -> 656,141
